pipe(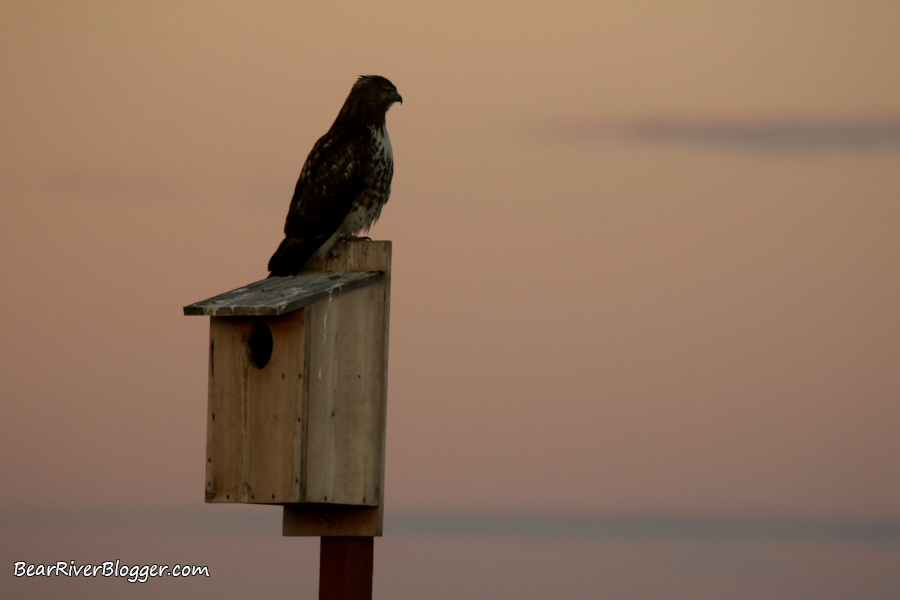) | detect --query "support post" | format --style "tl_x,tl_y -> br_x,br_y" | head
319,536 -> 374,600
